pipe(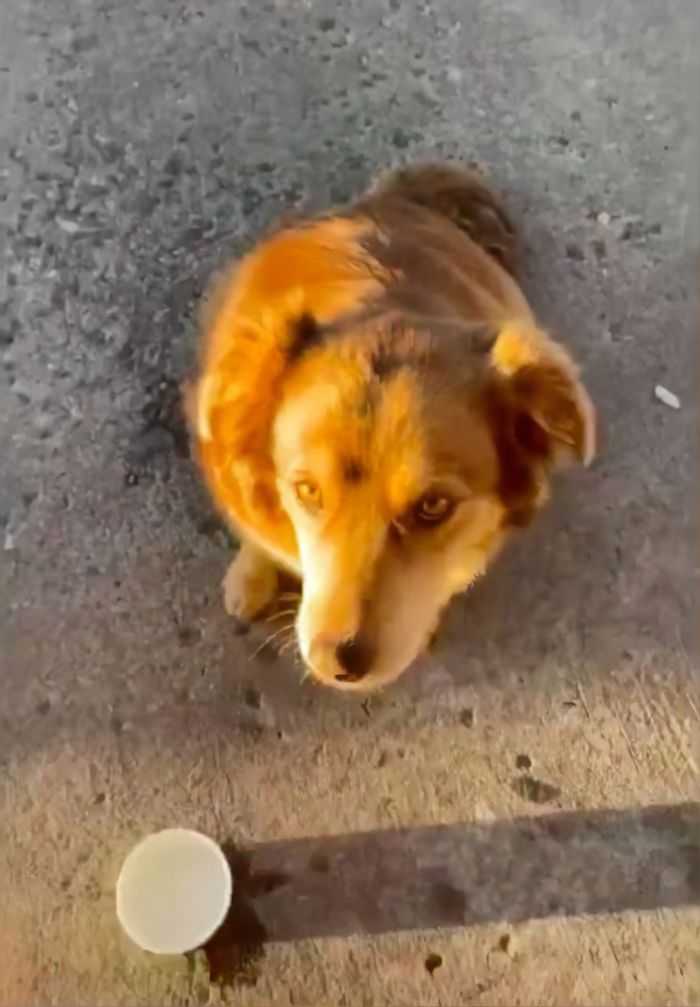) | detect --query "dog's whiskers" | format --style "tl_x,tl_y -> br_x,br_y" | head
265,607 -> 299,624
277,636 -> 299,658
249,622 -> 296,660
